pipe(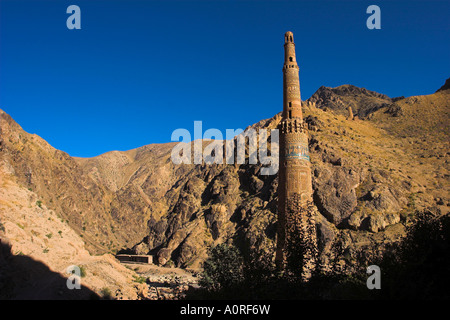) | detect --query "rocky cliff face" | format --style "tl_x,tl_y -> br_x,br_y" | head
96,80 -> 449,269
1,79 -> 448,273
308,84 -> 393,118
